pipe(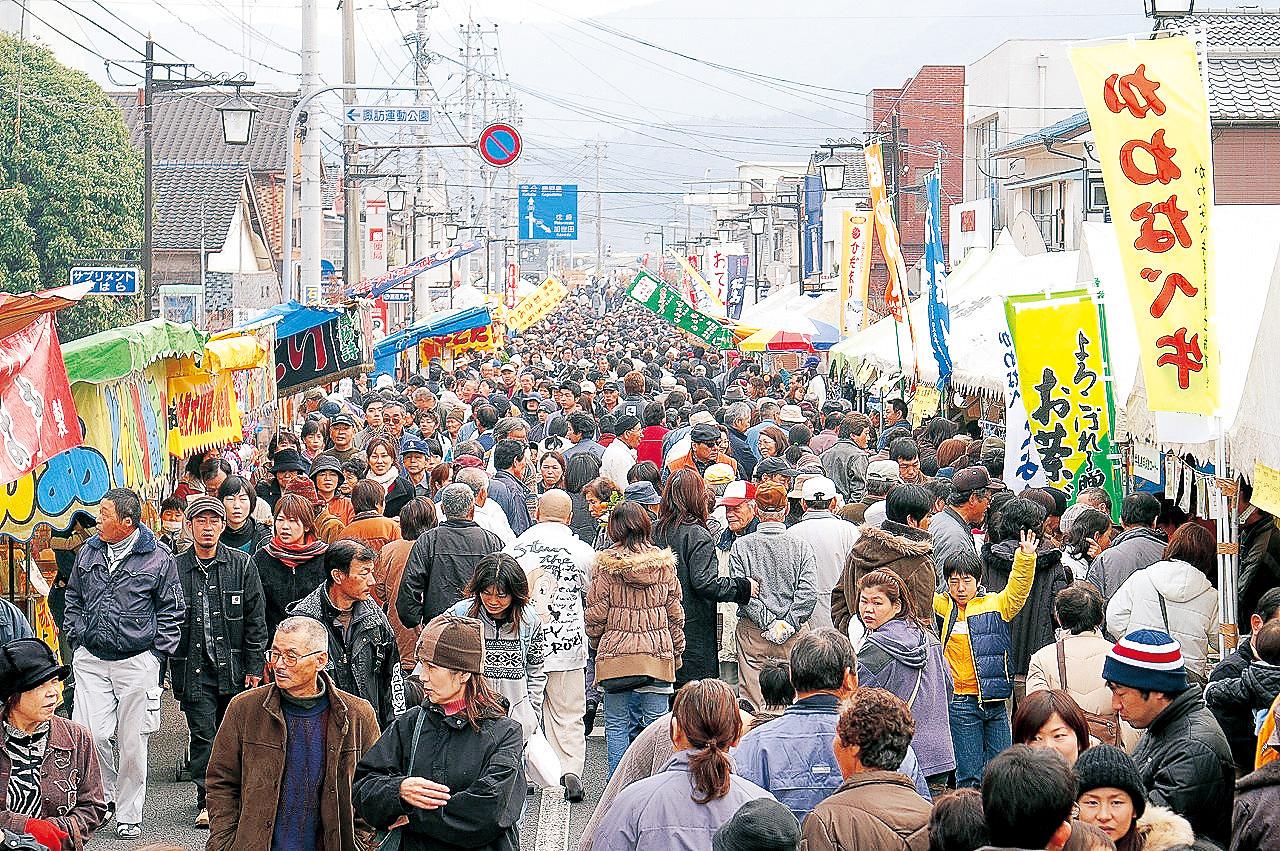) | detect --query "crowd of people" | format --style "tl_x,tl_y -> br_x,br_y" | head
2,286 -> 1280,851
